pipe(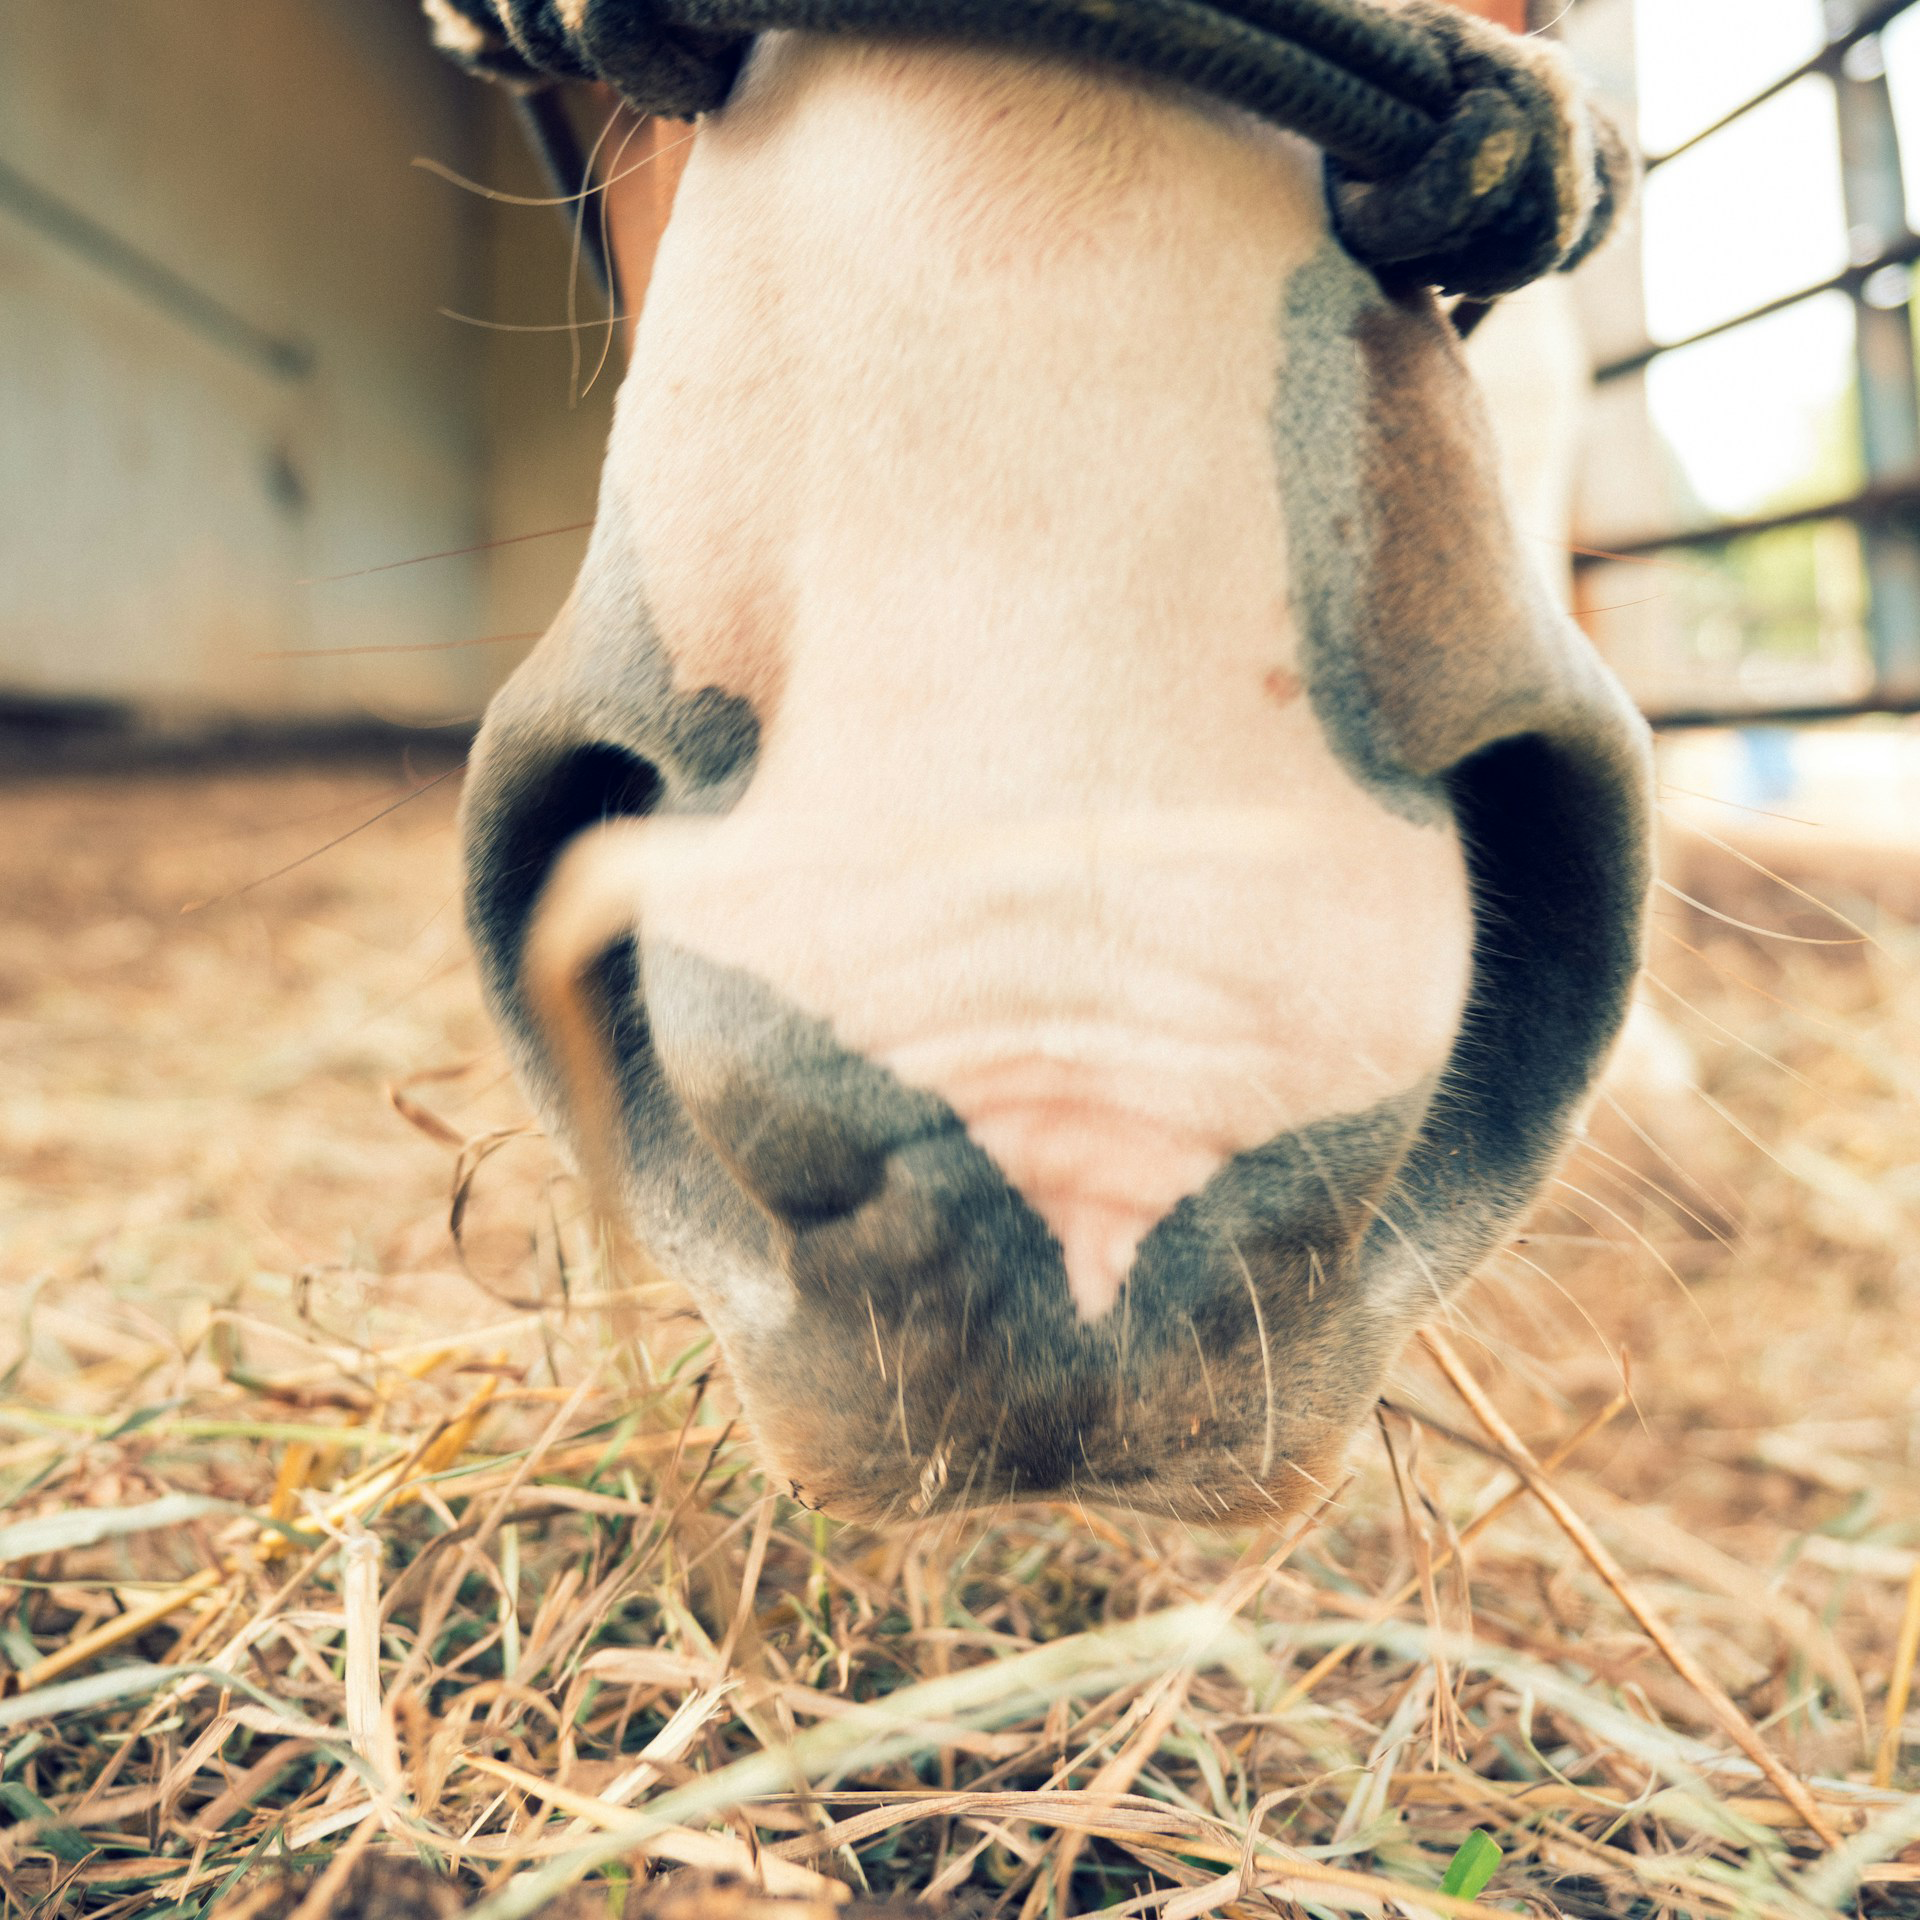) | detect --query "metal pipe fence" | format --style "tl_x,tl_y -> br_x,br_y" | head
1582,0 -> 1920,724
